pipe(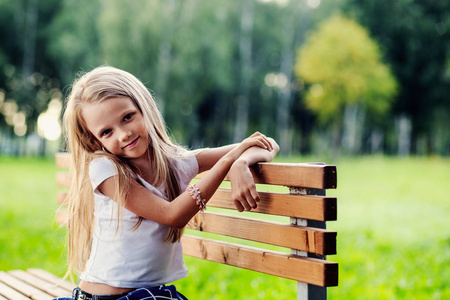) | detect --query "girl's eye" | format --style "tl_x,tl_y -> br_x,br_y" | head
101,129 -> 112,137
124,113 -> 134,122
